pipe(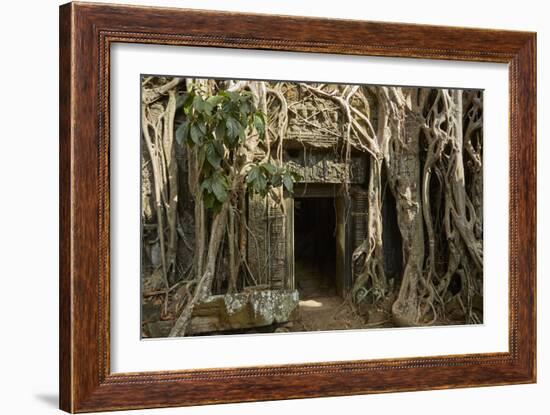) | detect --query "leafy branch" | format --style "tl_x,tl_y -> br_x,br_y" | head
175,85 -> 297,210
